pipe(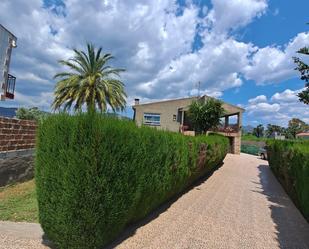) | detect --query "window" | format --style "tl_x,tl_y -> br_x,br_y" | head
143,113 -> 160,126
